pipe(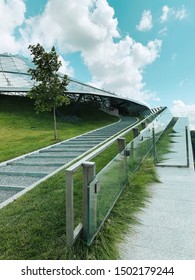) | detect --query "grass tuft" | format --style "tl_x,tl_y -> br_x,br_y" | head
155,127 -> 174,163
